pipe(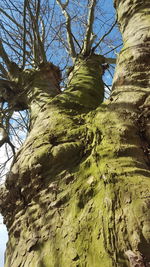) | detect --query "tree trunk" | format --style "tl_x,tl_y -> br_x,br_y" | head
0,1 -> 150,266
